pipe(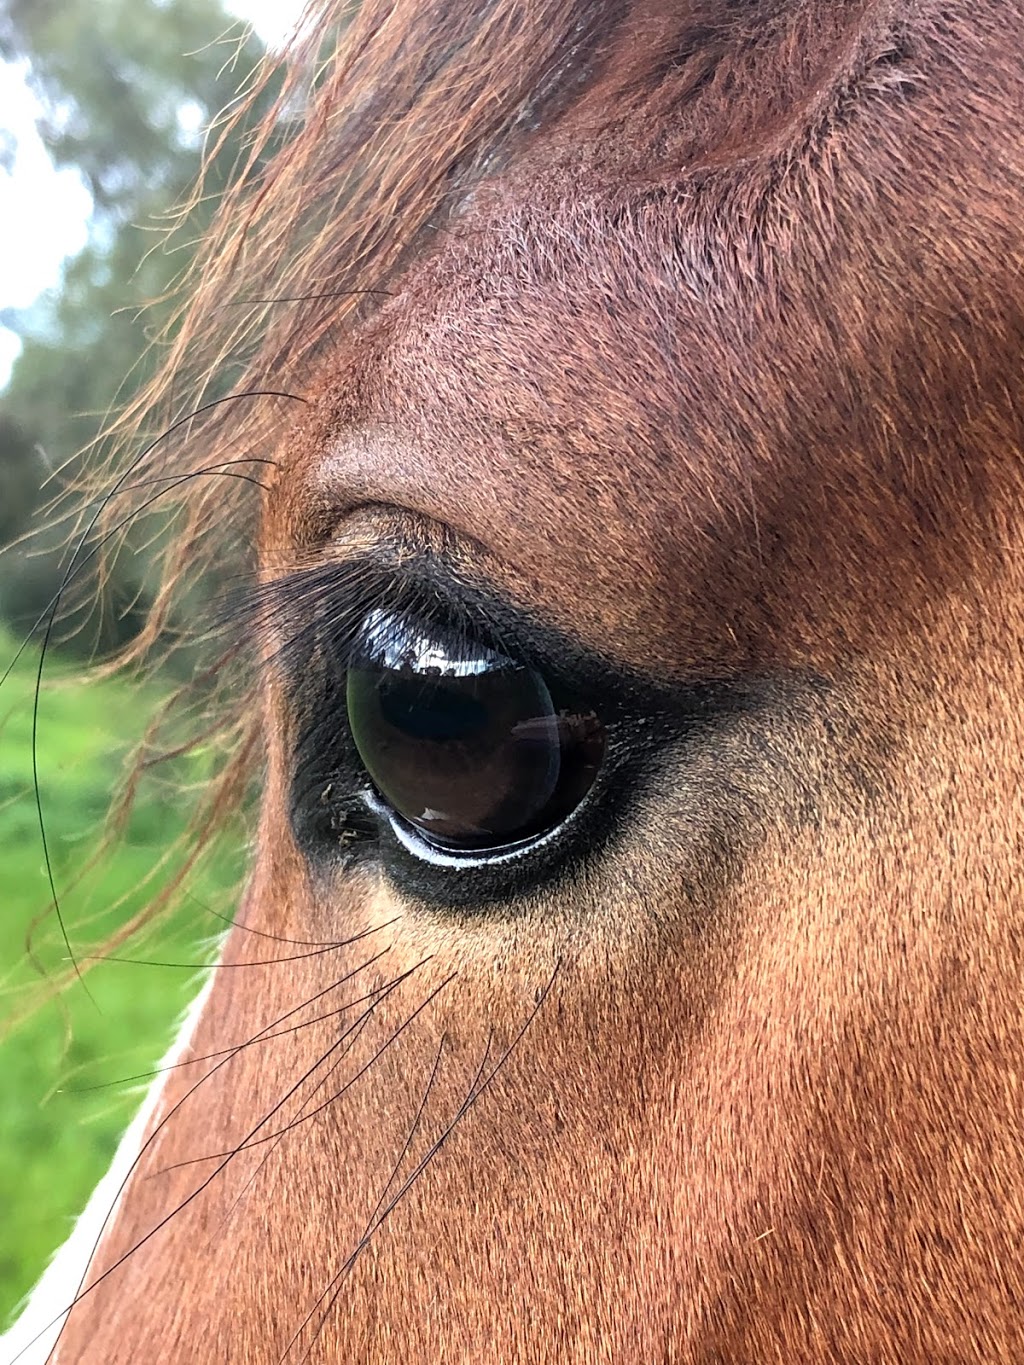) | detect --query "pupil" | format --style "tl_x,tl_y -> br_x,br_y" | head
377,677 -> 489,744
346,609 -> 605,851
